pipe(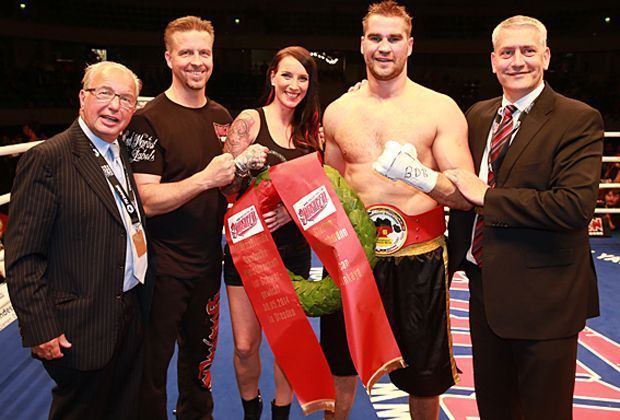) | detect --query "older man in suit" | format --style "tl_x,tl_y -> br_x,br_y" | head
374,15 -> 604,419
444,15 -> 604,419
5,61 -> 153,420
